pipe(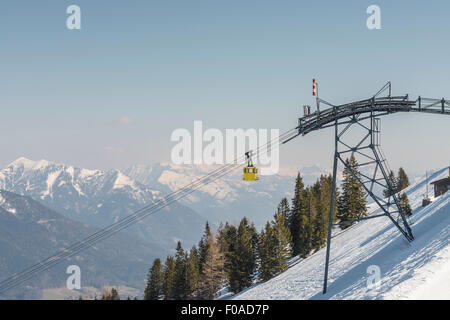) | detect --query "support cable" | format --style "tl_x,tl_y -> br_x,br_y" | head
0,128 -> 298,293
